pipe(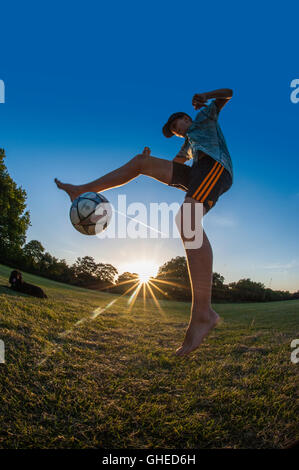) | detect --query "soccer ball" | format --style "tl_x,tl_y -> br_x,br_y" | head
70,192 -> 112,236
